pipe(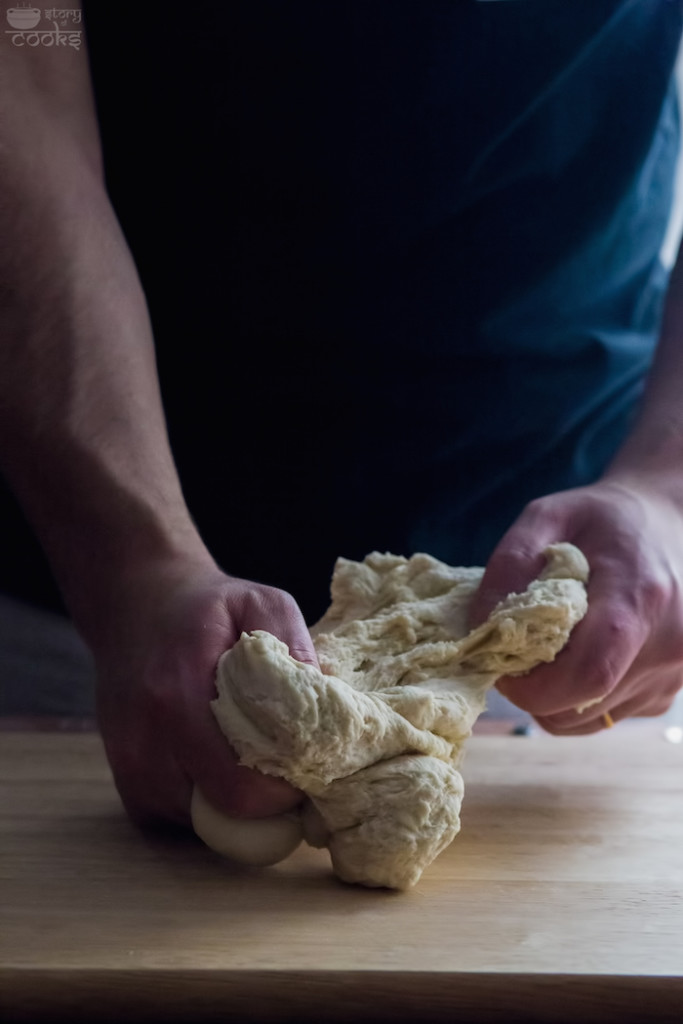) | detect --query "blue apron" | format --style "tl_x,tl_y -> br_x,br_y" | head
83,0 -> 682,620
